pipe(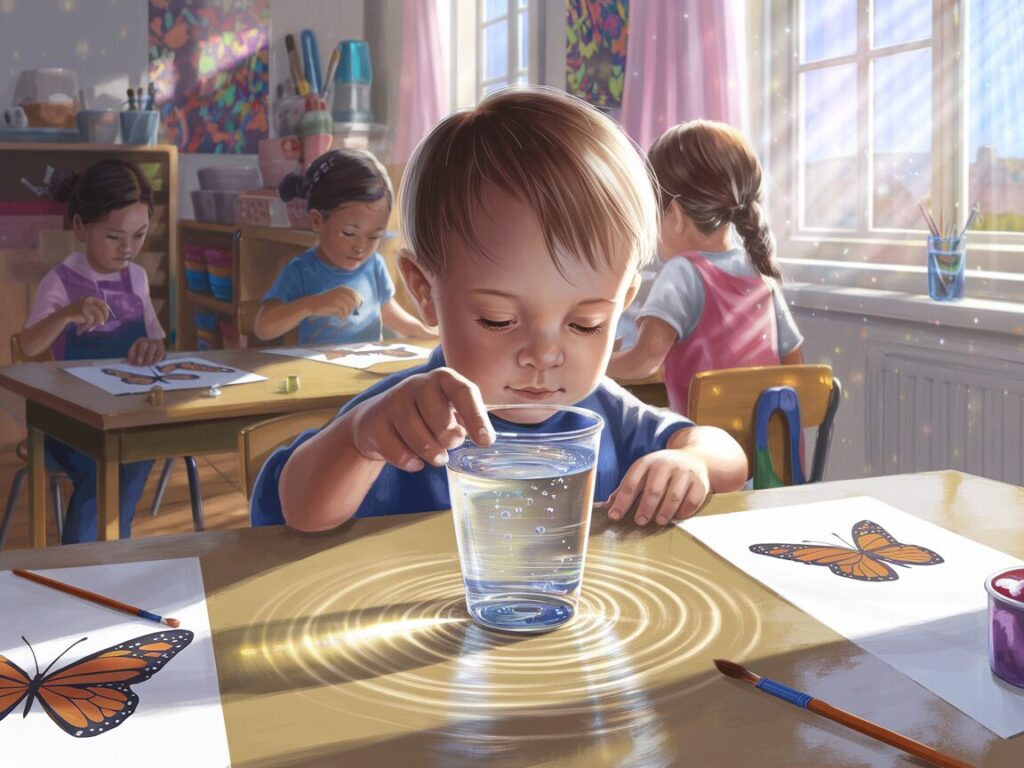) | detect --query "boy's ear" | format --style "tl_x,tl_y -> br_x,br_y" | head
71,214 -> 86,244
397,249 -> 438,326
622,271 -> 642,309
